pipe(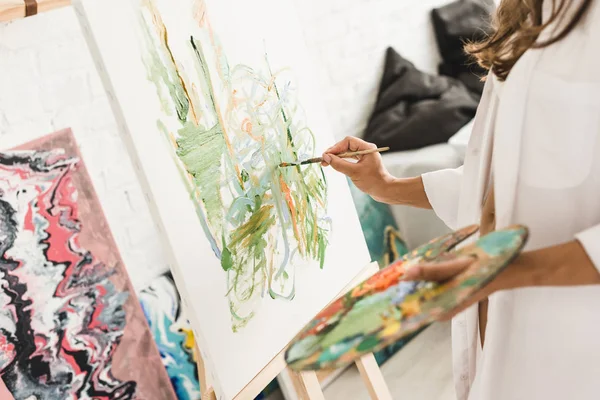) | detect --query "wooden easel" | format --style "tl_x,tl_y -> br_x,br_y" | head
0,2 -> 394,399
0,0 -> 69,21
